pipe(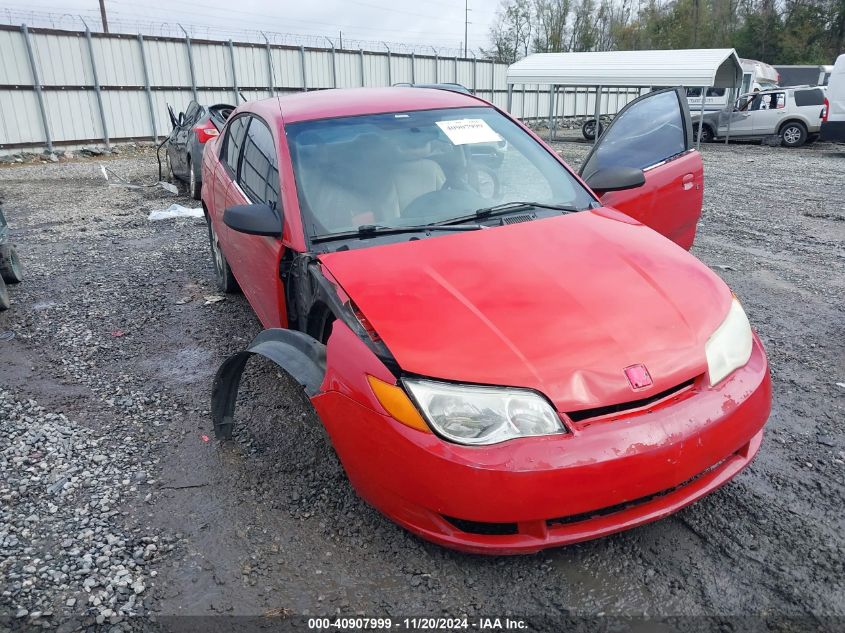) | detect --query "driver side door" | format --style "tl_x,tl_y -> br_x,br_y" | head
579,87 -> 703,250
220,115 -> 287,329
